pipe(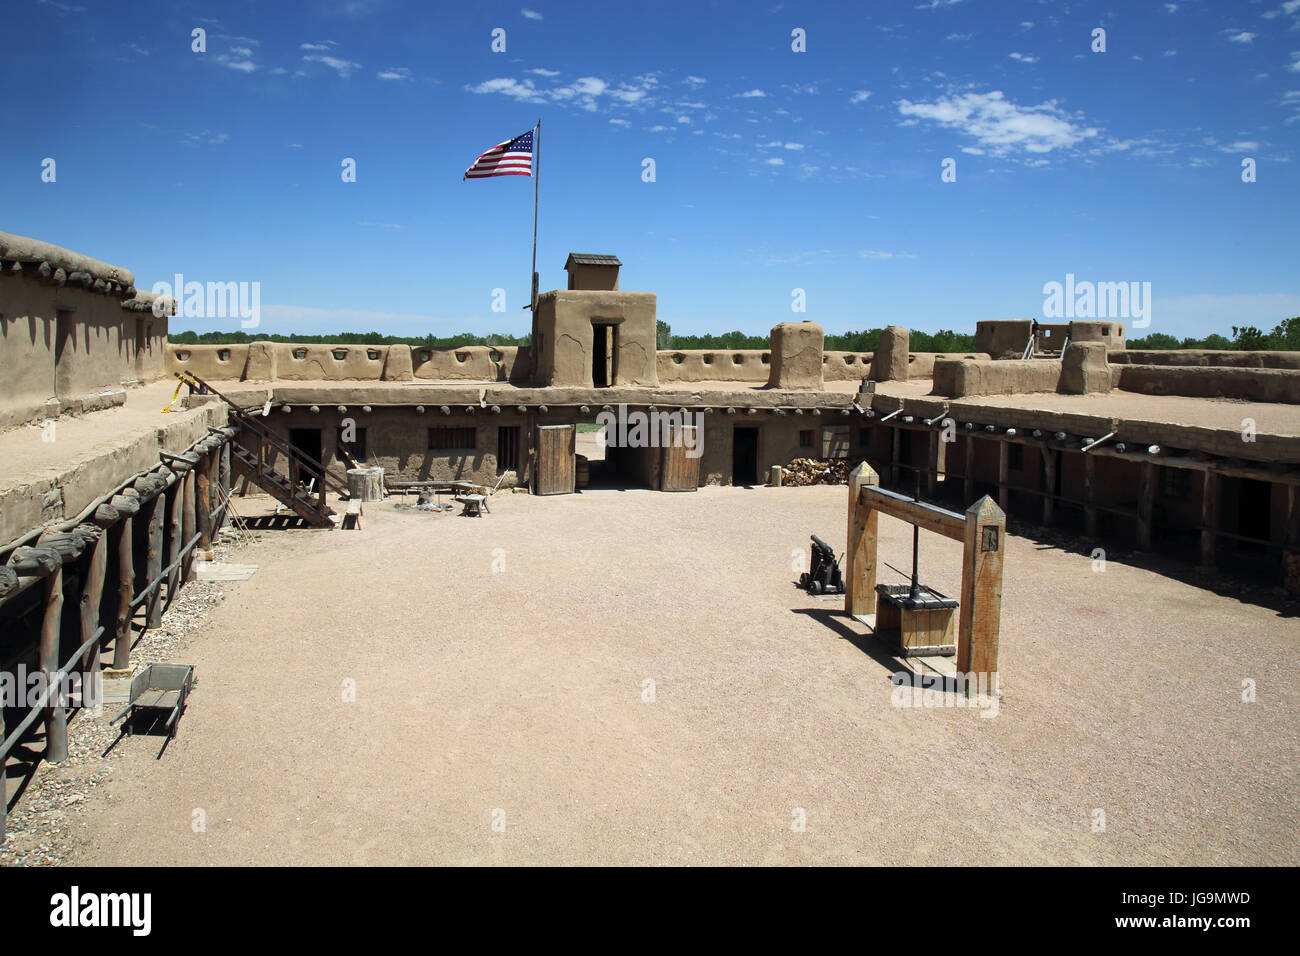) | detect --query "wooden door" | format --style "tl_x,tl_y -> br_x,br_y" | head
535,424 -> 575,495
660,426 -> 700,492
